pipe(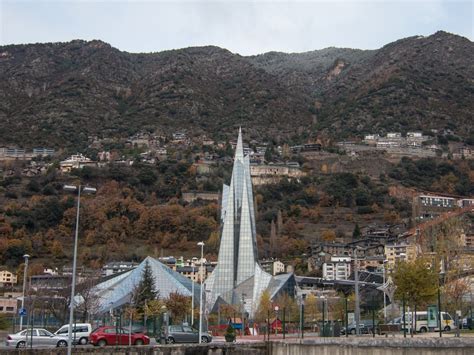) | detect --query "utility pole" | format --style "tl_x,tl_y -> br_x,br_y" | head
19,254 -> 30,330
354,248 -> 361,336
